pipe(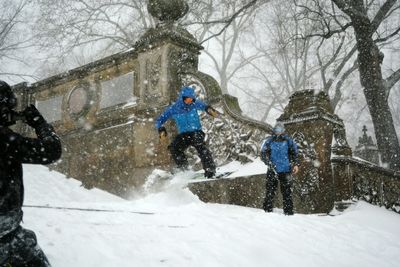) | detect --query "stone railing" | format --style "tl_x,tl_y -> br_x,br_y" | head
332,157 -> 400,213
11,46 -> 178,197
